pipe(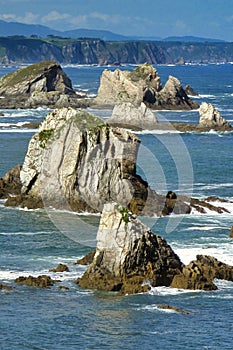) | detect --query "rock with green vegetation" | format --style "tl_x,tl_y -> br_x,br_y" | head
0,60 -> 89,109
94,63 -> 199,110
